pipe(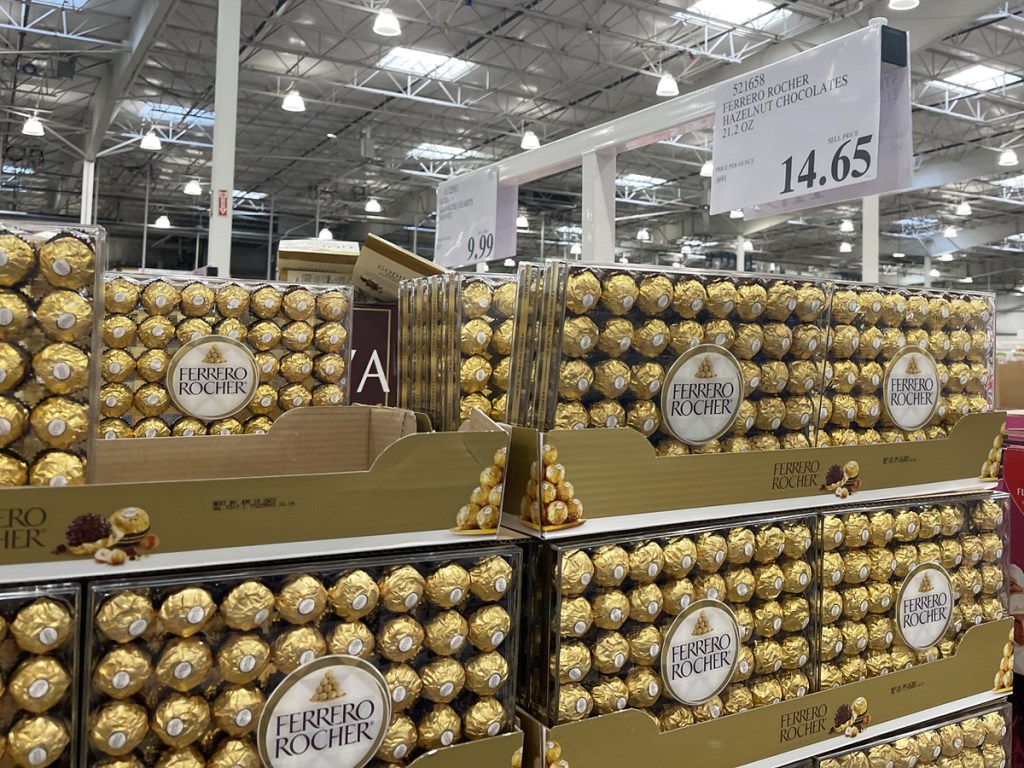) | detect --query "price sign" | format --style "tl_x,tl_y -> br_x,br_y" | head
435,169 -> 516,268
710,24 -> 908,217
